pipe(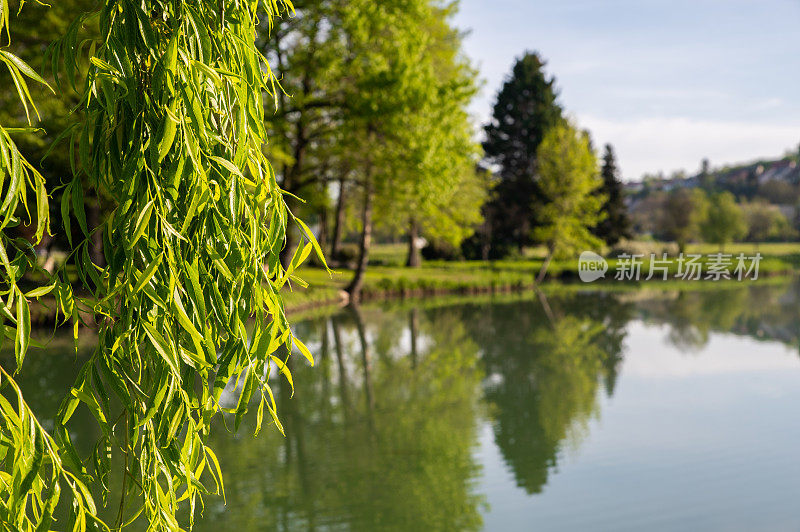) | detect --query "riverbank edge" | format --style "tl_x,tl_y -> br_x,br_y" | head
24,265 -> 796,327
282,269 -> 795,319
